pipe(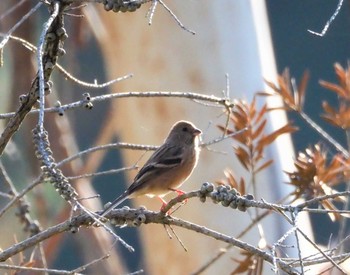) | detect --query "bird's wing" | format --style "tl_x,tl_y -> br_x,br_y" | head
128,145 -> 184,193
136,145 -> 183,178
